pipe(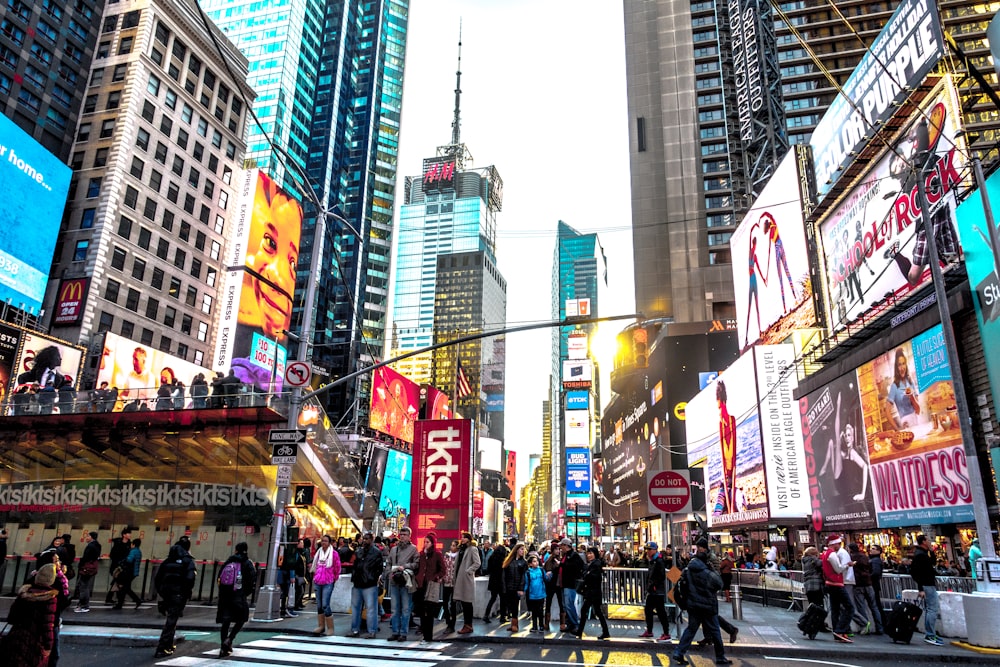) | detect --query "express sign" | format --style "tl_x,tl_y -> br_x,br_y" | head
647,469 -> 692,514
